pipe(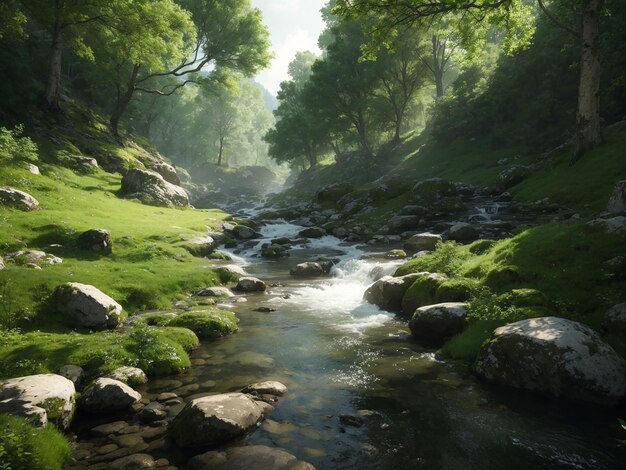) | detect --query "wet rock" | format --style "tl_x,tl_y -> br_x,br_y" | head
120,169 -> 189,207
364,273 -> 425,313
77,228 -> 113,254
262,244 -> 290,258
298,227 -> 326,239
339,414 -> 364,428
170,393 -> 264,447
91,421 -> 128,437
0,374 -> 76,429
236,277 -> 267,293
195,286 -> 234,298
138,402 -> 167,422
105,367 -> 147,387
150,161 -> 180,185
242,381 -> 288,397
476,317 -> 626,406
403,233 -> 442,253
289,262 -> 327,277
409,303 -> 468,345
52,282 -> 123,329
604,303 -> 626,335
6,249 -> 62,266
156,392 -> 178,402
232,225 -> 259,240
446,223 -> 479,242
79,378 -> 141,413
111,453 -> 155,469
189,445 -> 316,470
316,182 -> 355,202
608,180 -> 626,213
400,273 -> 448,317
384,249 -> 406,260
254,307 -> 276,313
0,186 -> 39,210
58,364 -> 84,387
